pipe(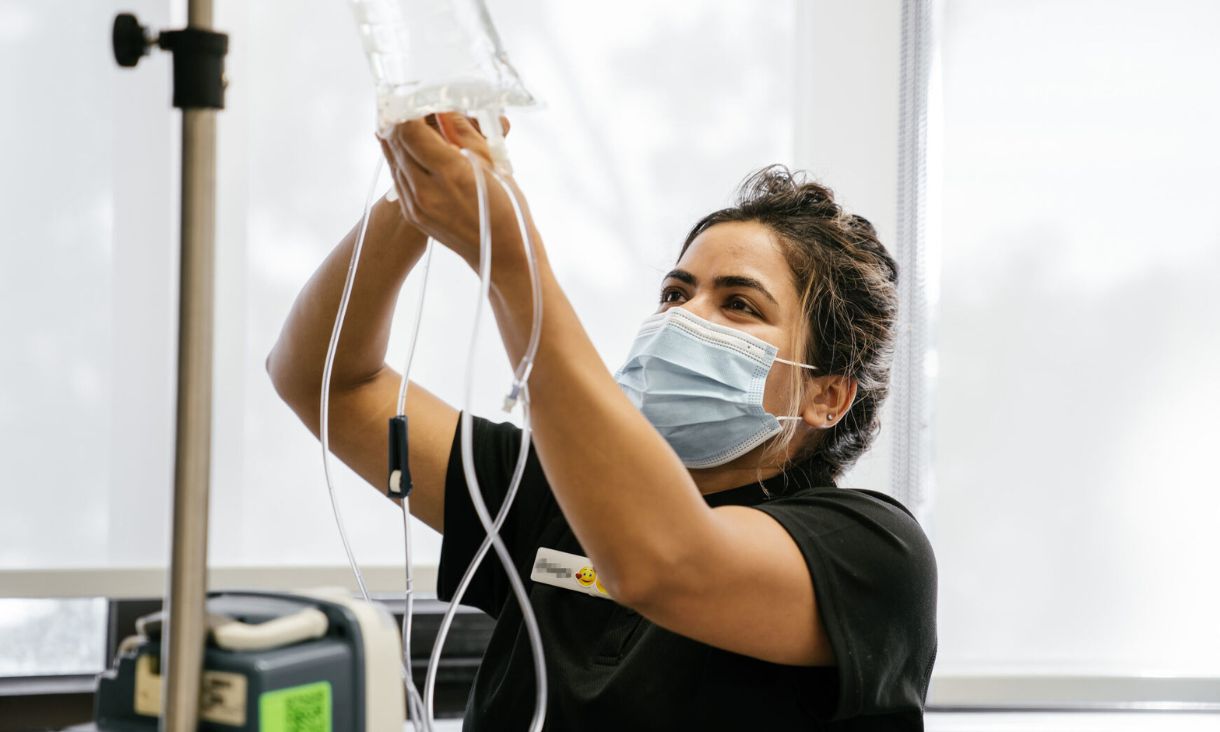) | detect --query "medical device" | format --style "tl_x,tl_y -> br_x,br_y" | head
92,590 -> 404,731
321,2 -> 545,730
